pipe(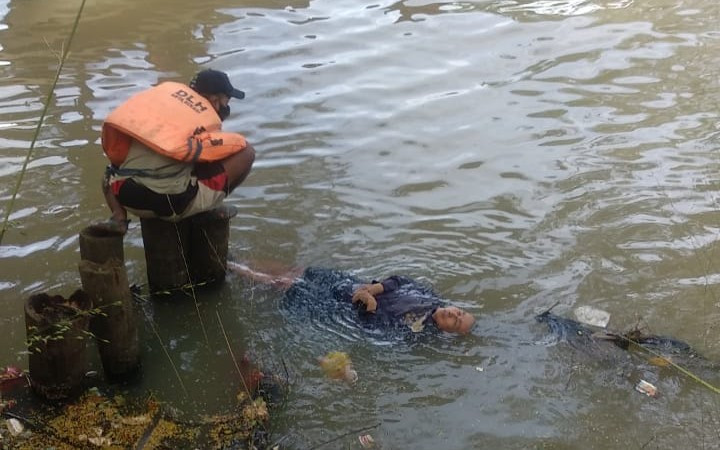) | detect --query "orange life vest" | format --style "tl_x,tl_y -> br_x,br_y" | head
101,81 -> 247,166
